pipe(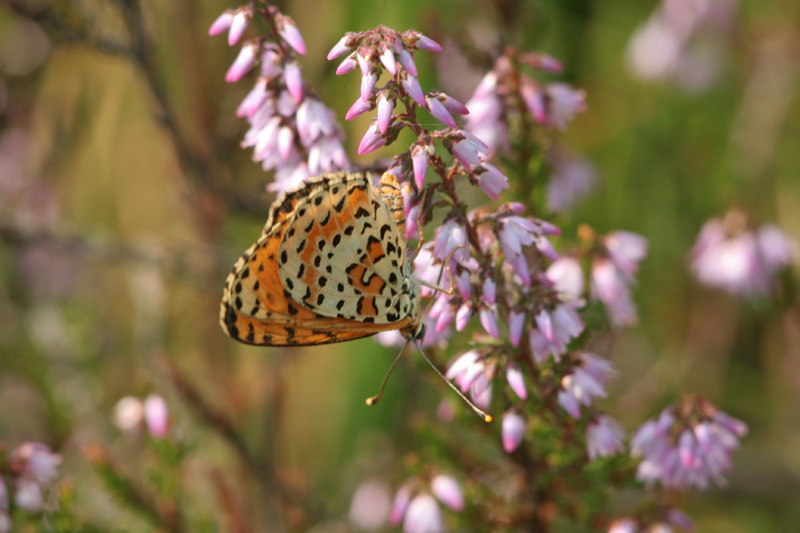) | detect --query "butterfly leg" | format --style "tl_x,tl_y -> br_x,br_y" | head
418,244 -> 466,296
